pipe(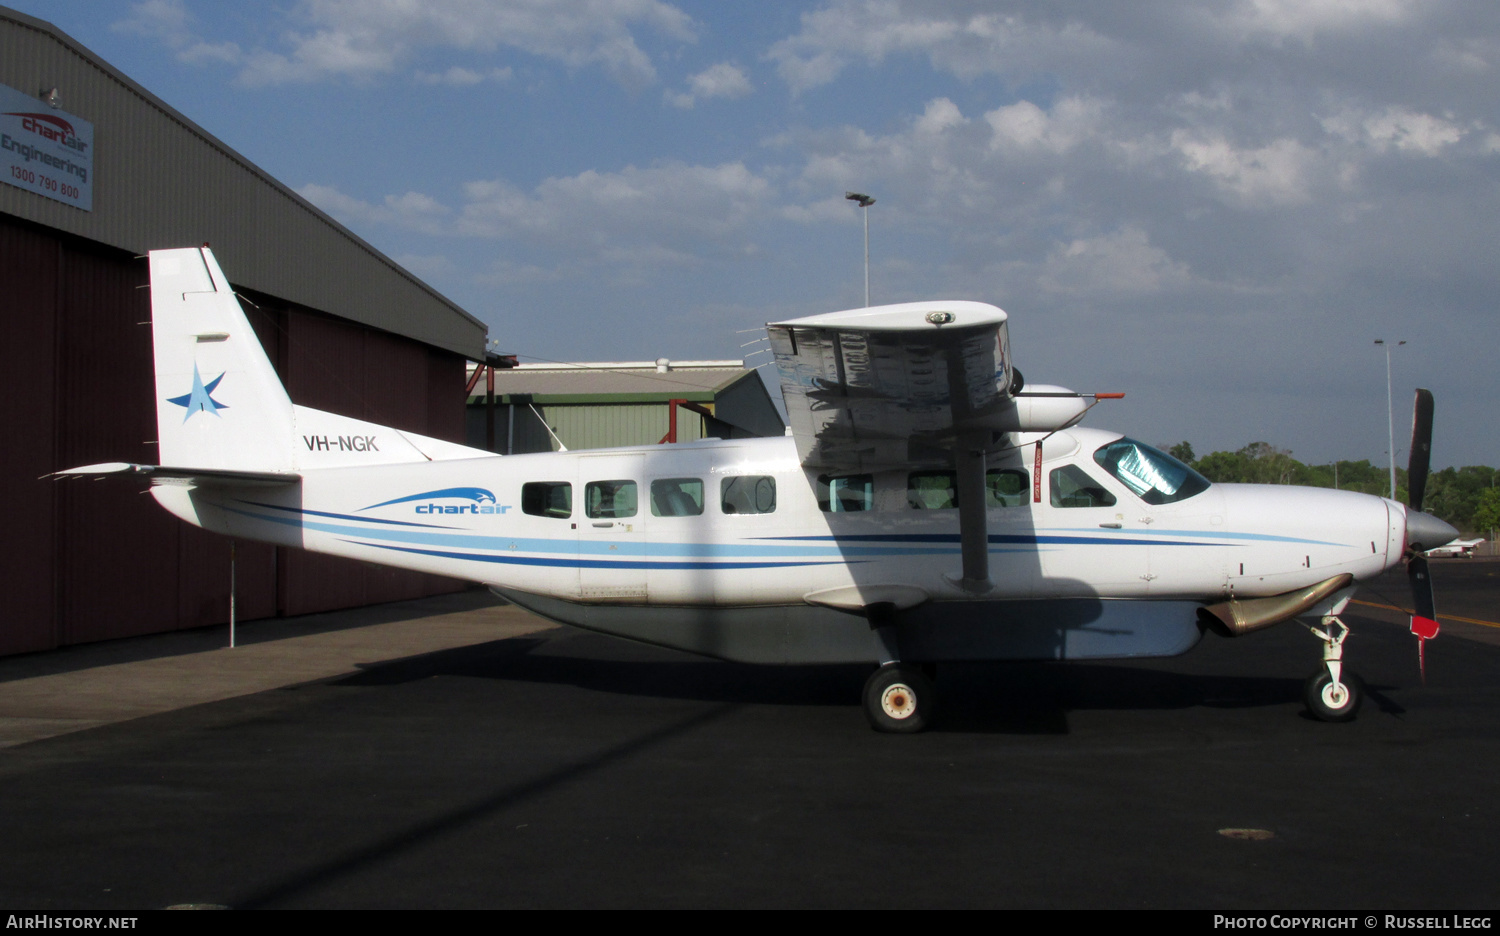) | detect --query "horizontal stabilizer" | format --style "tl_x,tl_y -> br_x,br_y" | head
49,462 -> 300,486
